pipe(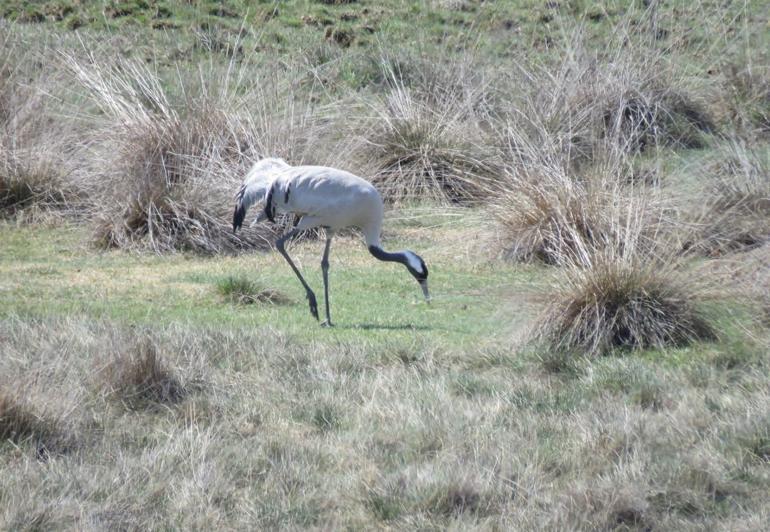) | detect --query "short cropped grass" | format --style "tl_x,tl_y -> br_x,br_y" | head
0,209 -> 533,349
